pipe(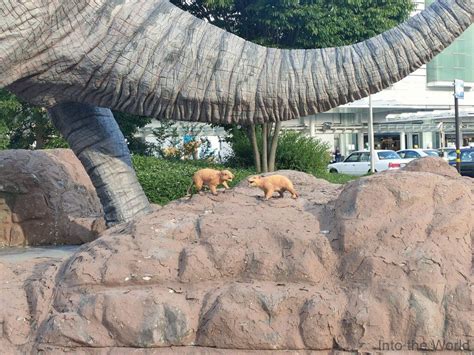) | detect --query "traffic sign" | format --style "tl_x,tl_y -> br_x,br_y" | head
454,79 -> 464,99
